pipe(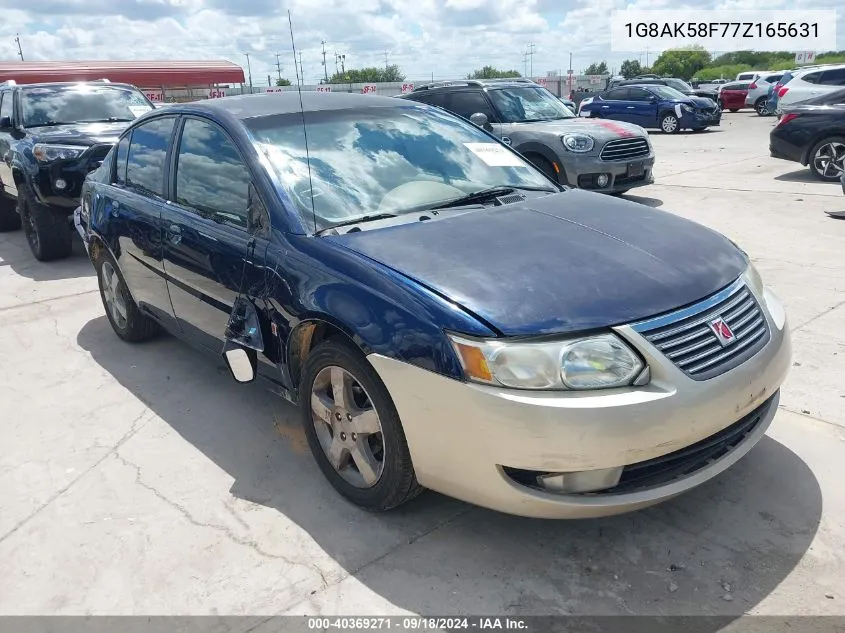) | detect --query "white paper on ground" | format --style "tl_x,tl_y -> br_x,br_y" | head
463,143 -> 527,167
